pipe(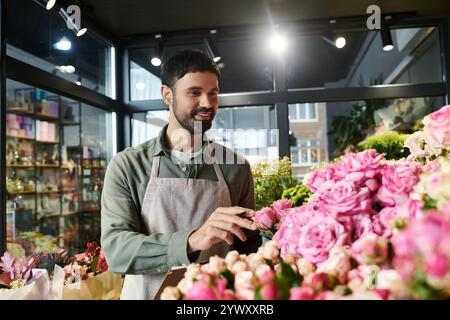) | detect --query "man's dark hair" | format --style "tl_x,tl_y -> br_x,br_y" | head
160,49 -> 221,89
